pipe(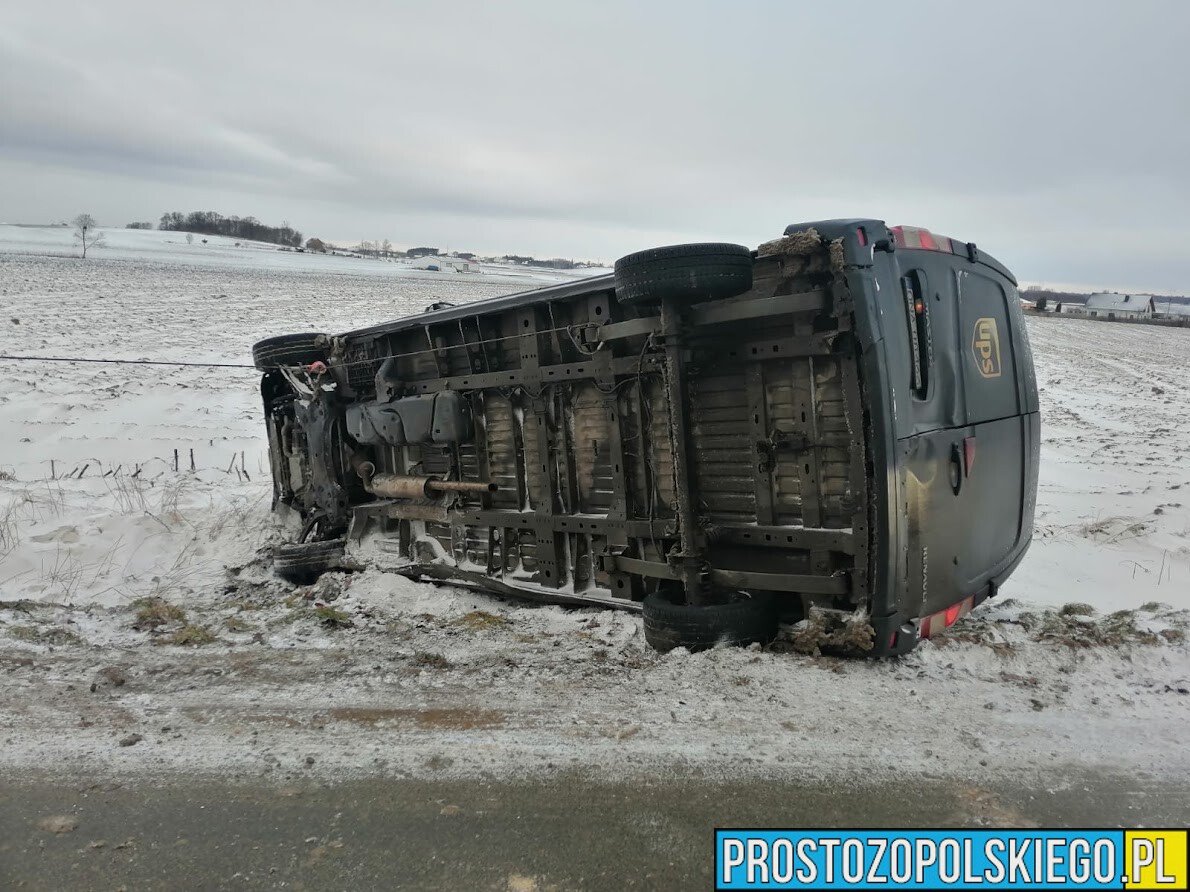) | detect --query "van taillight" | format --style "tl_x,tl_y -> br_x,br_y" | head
902,273 -> 930,399
856,227 -> 868,247
944,604 -> 961,627
891,226 -> 958,254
